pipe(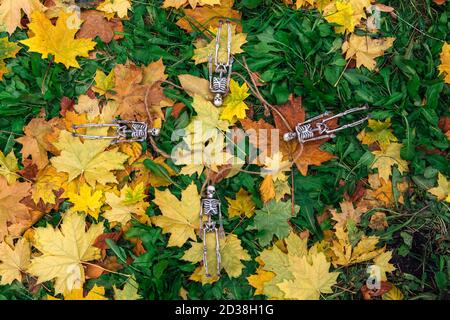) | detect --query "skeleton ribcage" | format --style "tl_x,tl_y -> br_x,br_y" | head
296,124 -> 314,141
203,199 -> 219,216
131,123 -> 147,139
212,77 -> 227,93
